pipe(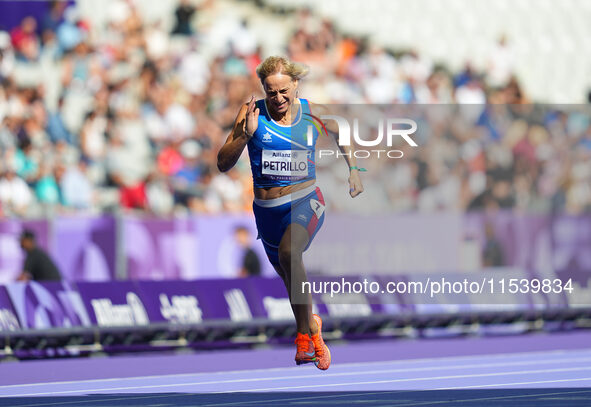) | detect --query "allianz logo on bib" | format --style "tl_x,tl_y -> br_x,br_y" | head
270,151 -> 291,158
